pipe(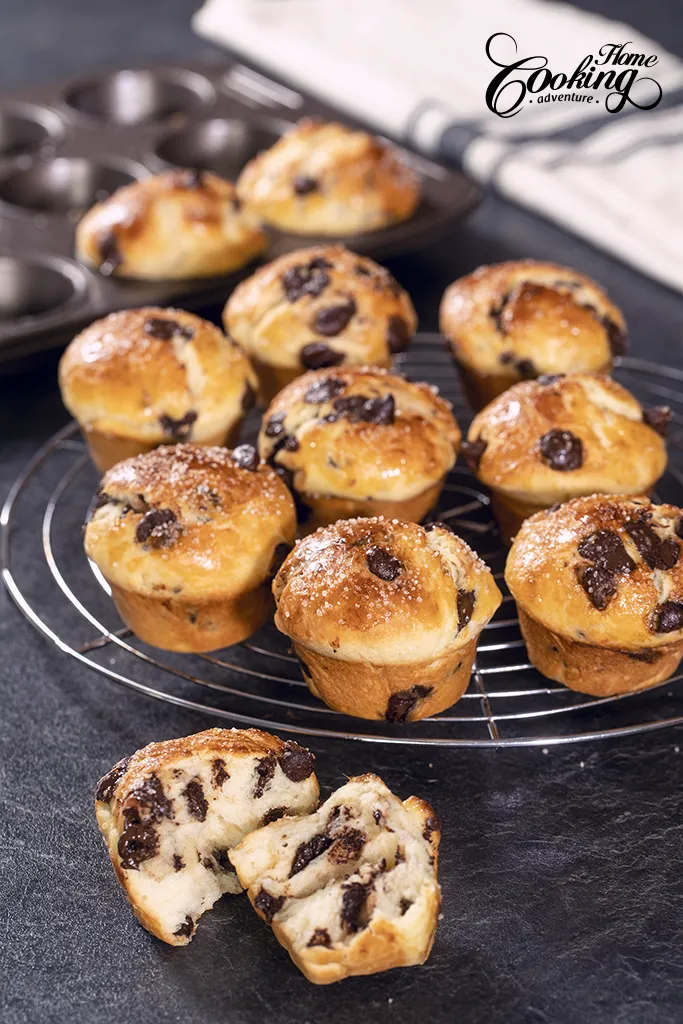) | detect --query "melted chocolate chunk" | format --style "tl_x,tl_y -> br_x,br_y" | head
577,530 -> 636,574
212,848 -> 234,873
625,519 -> 680,570
537,374 -> 565,386
655,602 -> 683,634
95,756 -> 131,803
385,685 -> 433,723
400,899 -> 413,915
255,889 -> 285,924
603,317 -> 628,357
300,342 -> 345,370
135,508 -> 181,548
159,410 -> 197,441
394,846 -> 405,865
423,814 -> 440,841
314,300 -> 356,337
329,828 -> 366,865
307,928 -> 332,948
174,916 -> 195,938
457,590 -> 475,629
283,434 -> 300,452
539,430 -> 584,471
643,405 -> 672,438
232,443 -> 260,472
489,293 -> 510,333
265,412 -> 286,439
117,821 -> 159,870
341,881 -> 369,933
576,564 -> 617,611
241,382 -> 256,414
127,774 -> 173,822
98,229 -> 122,276
253,755 -> 276,799
363,394 -> 395,425
461,438 -> 487,472
387,314 -> 411,354
282,260 -> 331,302
366,545 -> 403,581
143,317 -> 194,342
304,375 -> 346,405
279,741 -> 315,782
183,779 -> 208,822
293,174 -> 319,195
173,854 -> 185,871
290,832 -> 334,876
262,806 -> 291,825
